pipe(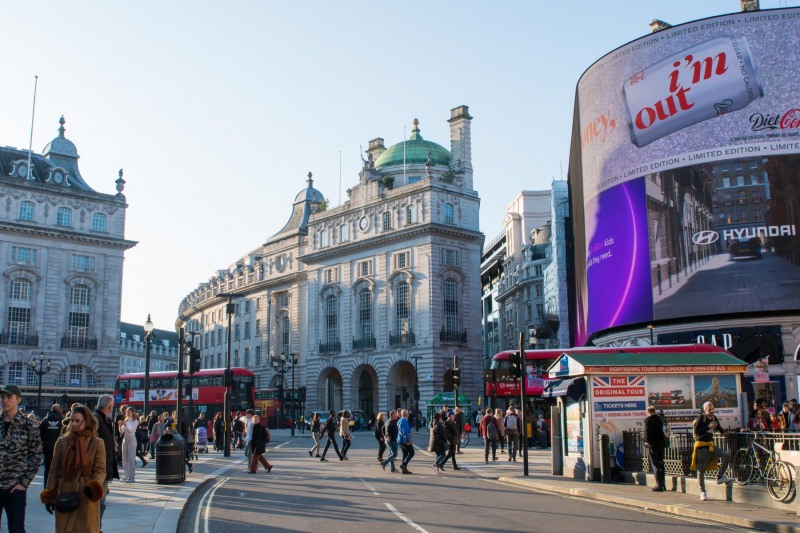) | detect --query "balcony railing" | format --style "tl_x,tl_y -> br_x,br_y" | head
352,335 -> 376,351
319,340 -> 341,354
389,330 -> 416,346
440,328 -> 468,344
61,336 -> 98,350
0,333 -> 39,346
